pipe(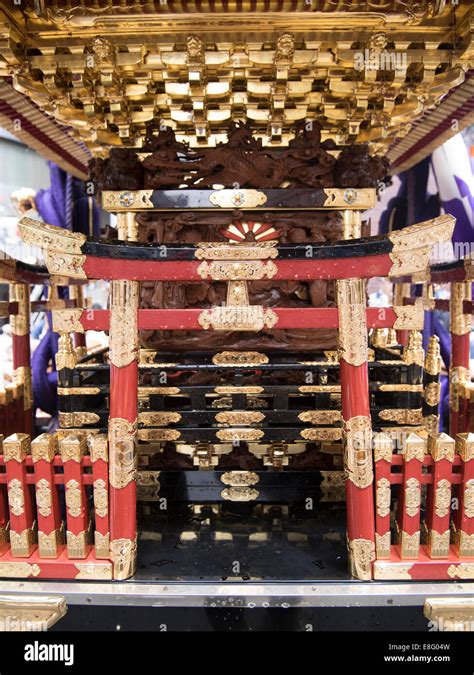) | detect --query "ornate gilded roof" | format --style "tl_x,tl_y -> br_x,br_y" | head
0,1 -> 473,165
